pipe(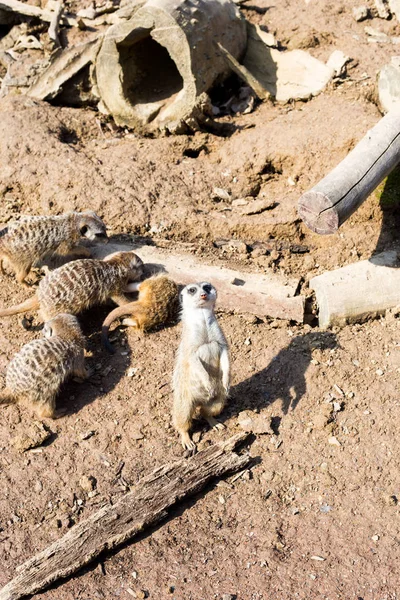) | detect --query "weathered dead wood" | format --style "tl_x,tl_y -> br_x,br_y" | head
298,110 -> 400,234
90,243 -> 305,322
216,42 -> 271,100
48,0 -> 63,48
0,0 -> 53,21
27,37 -> 101,100
310,251 -> 400,327
0,433 -> 251,600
